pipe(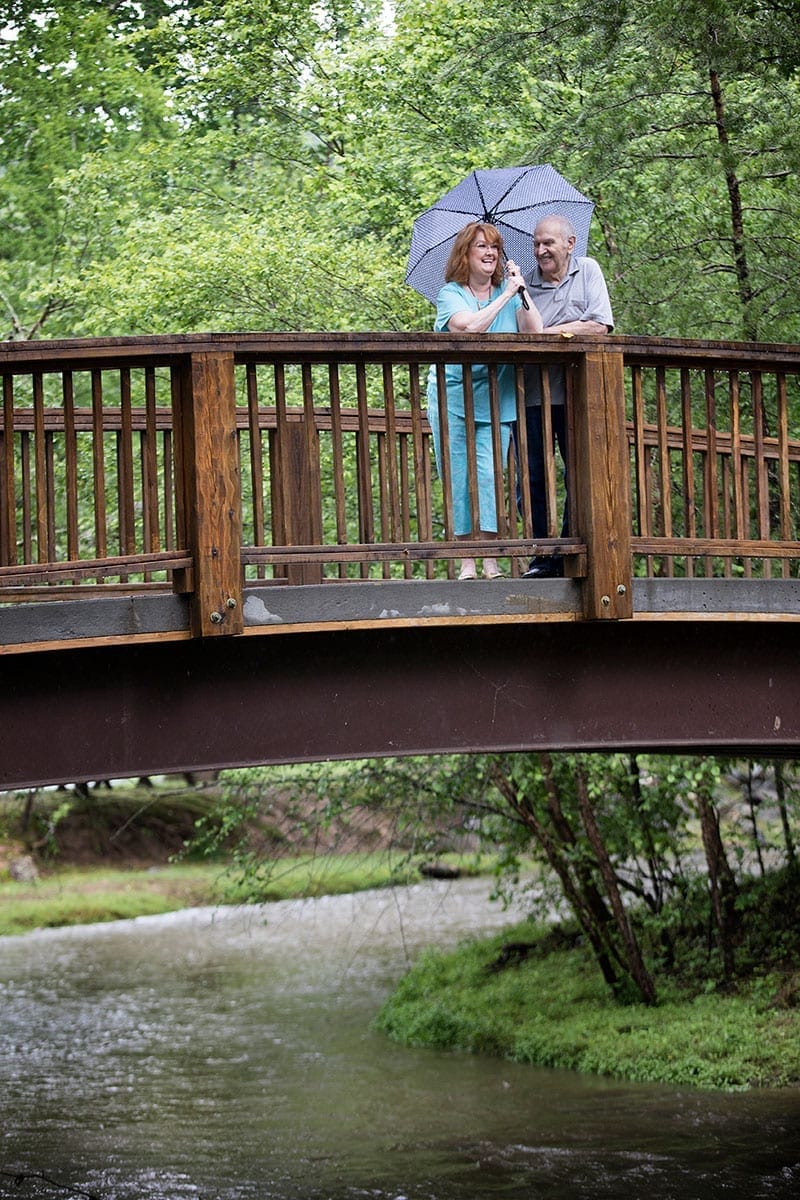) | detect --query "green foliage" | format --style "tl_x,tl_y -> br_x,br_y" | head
376,908 -> 800,1089
3,0 -> 800,341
